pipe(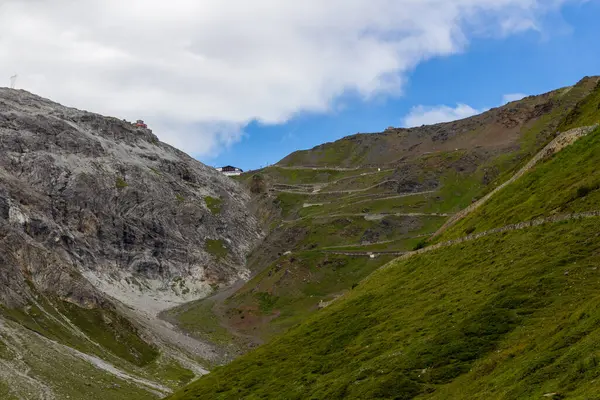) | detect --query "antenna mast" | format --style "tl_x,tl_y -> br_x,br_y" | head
10,74 -> 18,89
